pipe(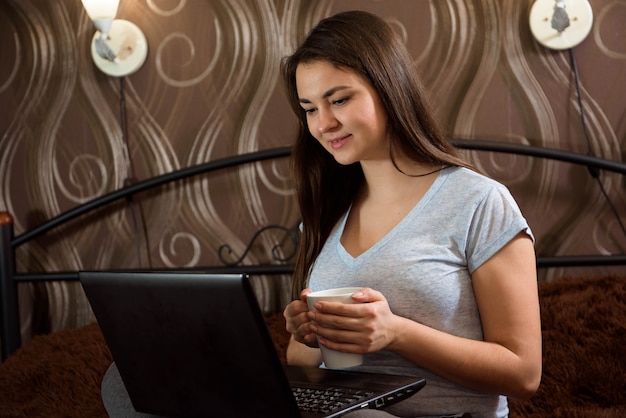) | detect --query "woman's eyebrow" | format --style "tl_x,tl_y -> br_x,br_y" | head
299,85 -> 351,104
